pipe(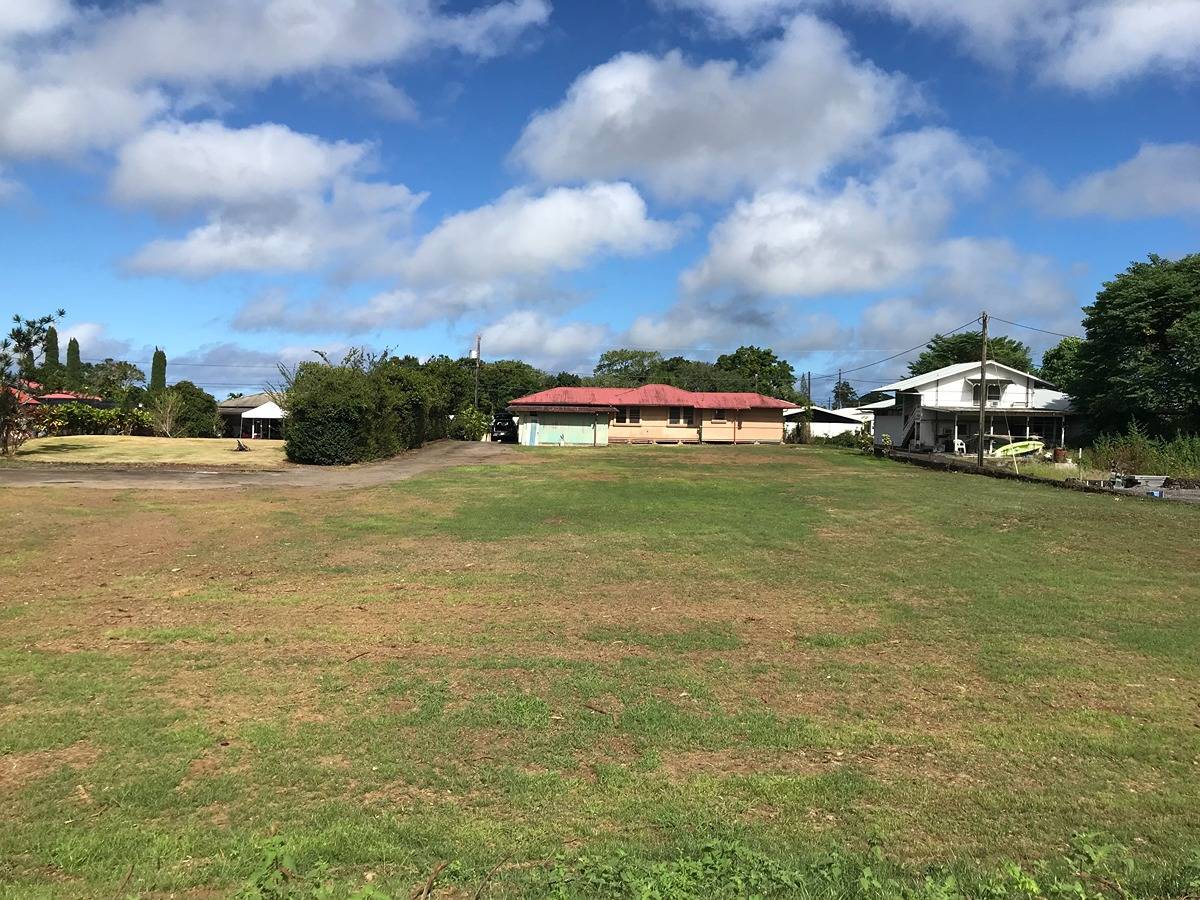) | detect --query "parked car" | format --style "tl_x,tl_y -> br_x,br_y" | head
491,413 -> 518,443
